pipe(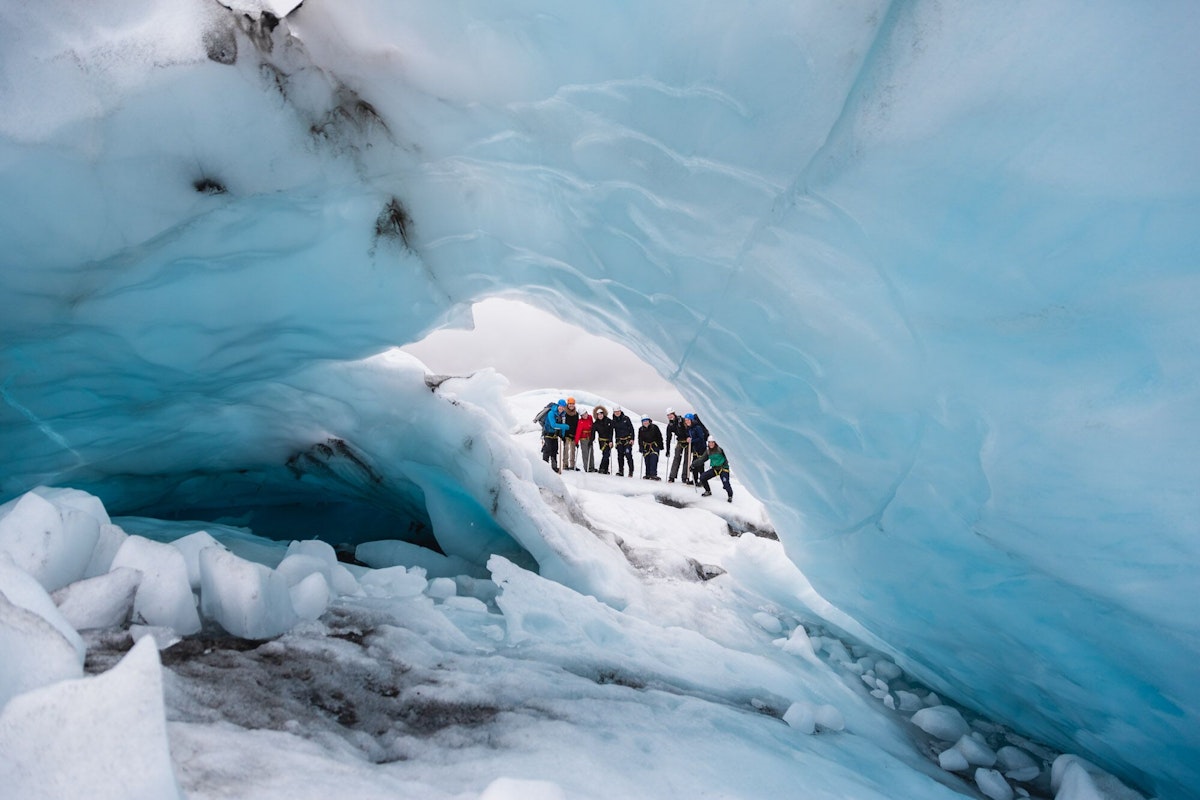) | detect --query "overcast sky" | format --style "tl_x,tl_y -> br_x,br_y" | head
402,298 -> 693,419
